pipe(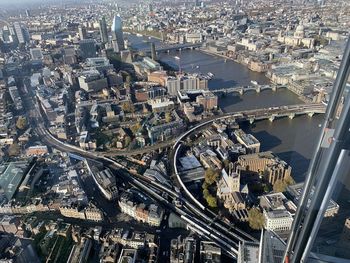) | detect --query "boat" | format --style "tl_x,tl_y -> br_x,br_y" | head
136,33 -> 143,37
208,72 -> 214,78
196,65 -> 200,69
